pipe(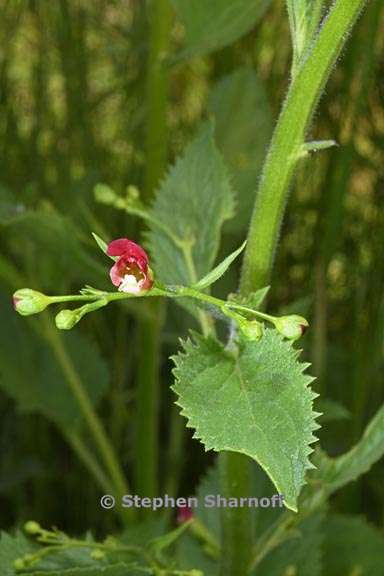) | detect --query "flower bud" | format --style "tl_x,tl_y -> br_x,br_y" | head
13,558 -> 26,570
24,520 -> 42,535
90,549 -> 106,560
239,320 -> 264,342
177,505 -> 194,524
94,183 -> 117,205
13,289 -> 51,316
273,315 -> 308,341
23,553 -> 35,565
55,309 -> 80,330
